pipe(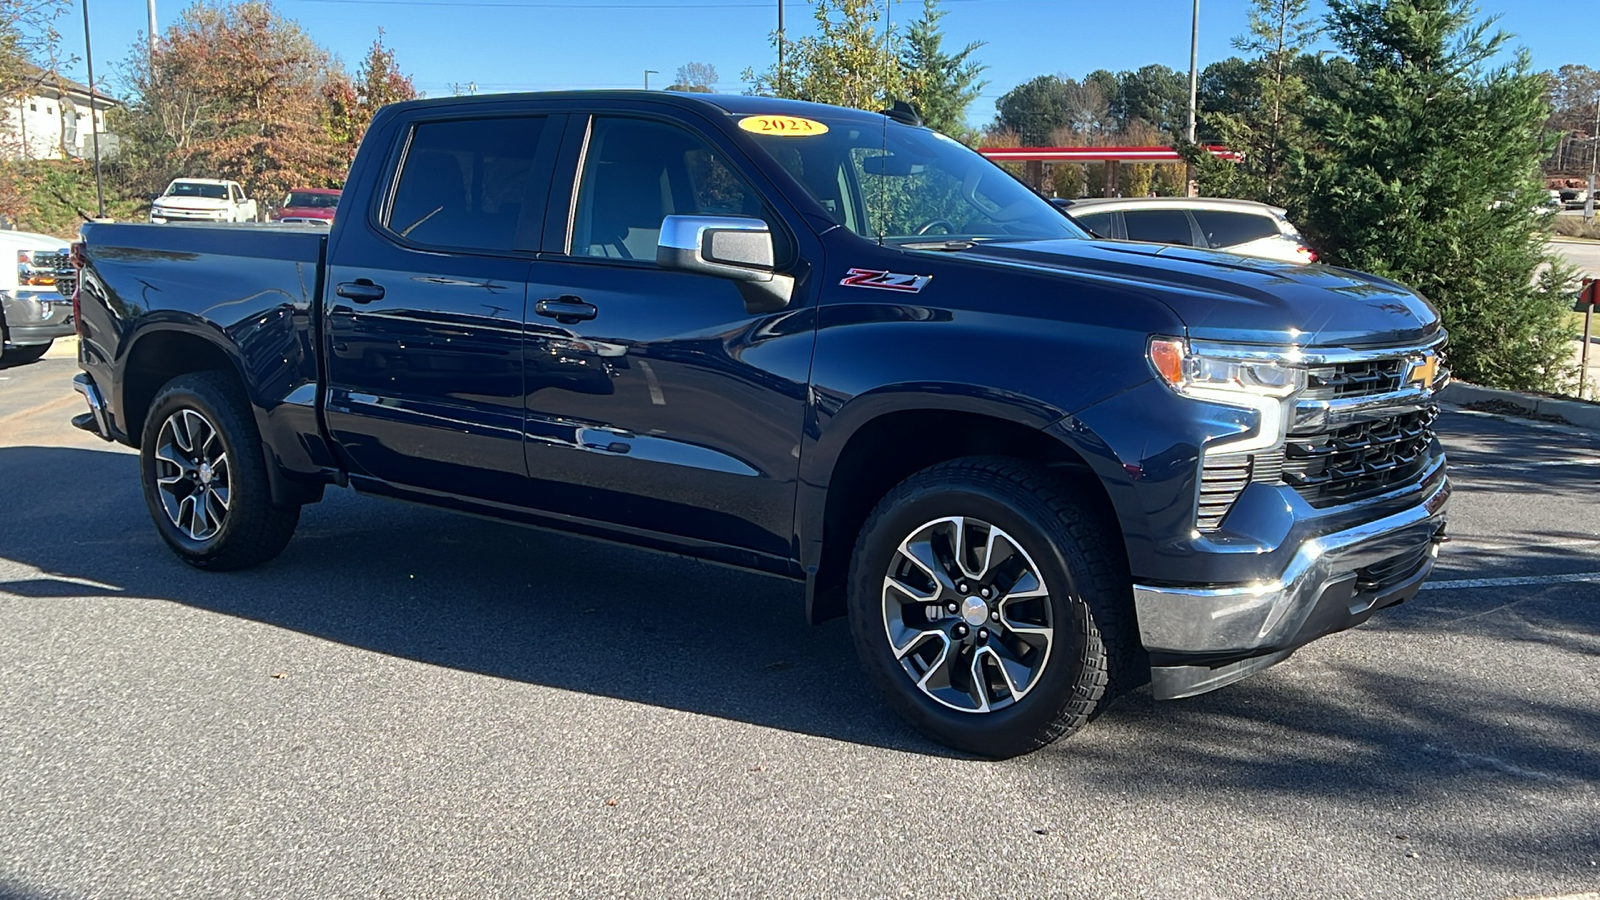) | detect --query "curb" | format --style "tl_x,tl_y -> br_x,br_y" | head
1440,381 -> 1600,431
